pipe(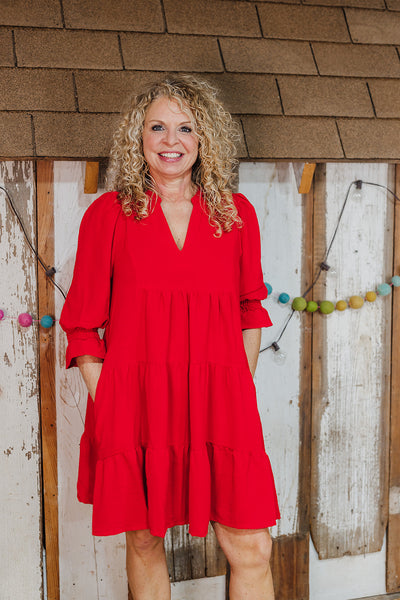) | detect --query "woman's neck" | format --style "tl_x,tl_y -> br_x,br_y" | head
151,174 -> 196,205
